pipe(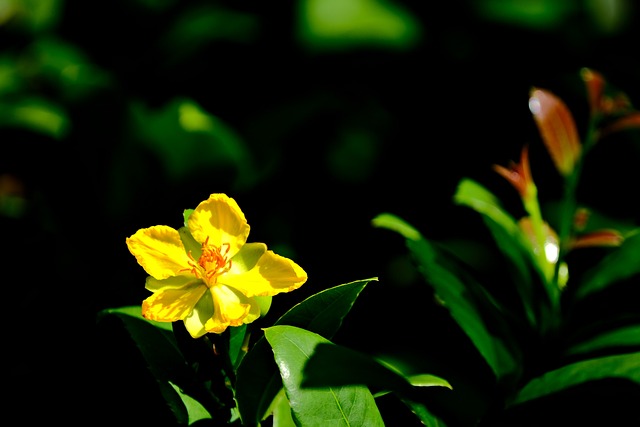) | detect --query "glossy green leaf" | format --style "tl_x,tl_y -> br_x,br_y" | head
168,381 -> 212,424
235,278 -> 377,425
300,342 -> 450,397
271,388 -> 297,427
264,325 -> 385,427
576,231 -> 640,299
229,324 -> 248,368
566,325 -> 640,356
511,351 -> 640,405
372,212 -> 519,382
